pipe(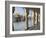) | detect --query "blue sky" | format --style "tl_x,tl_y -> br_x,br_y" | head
15,7 -> 32,16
